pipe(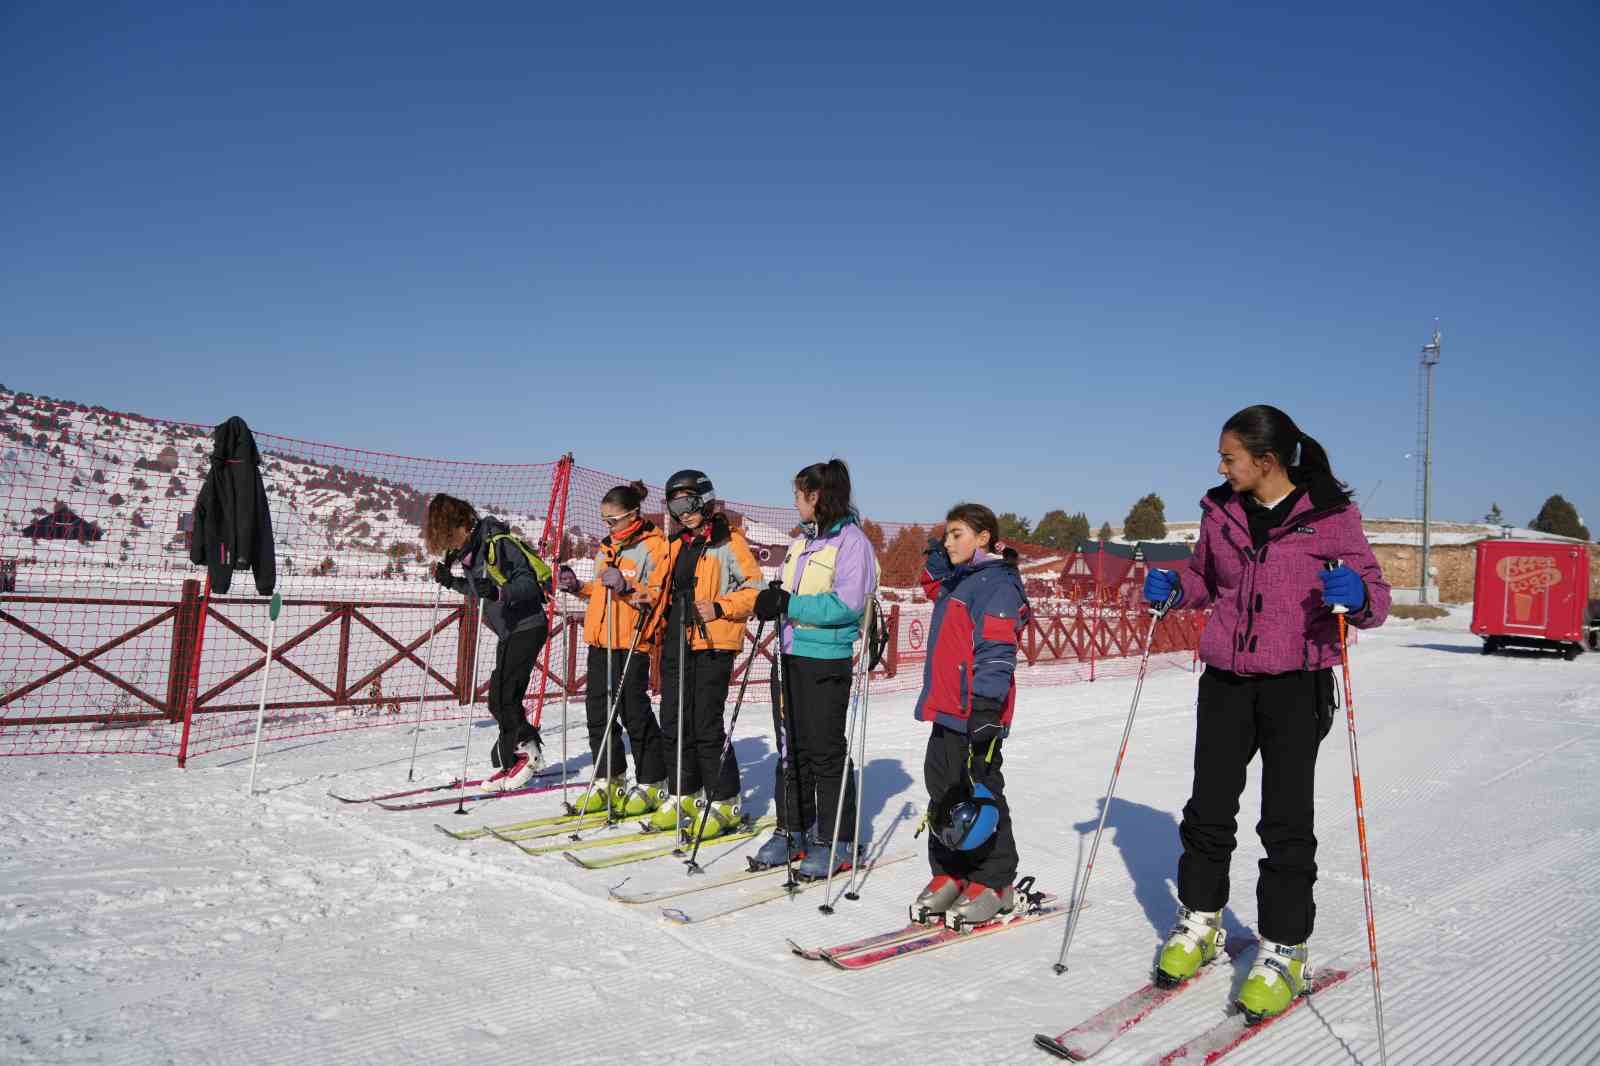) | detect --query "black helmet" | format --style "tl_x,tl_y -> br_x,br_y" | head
664,469 -> 715,518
